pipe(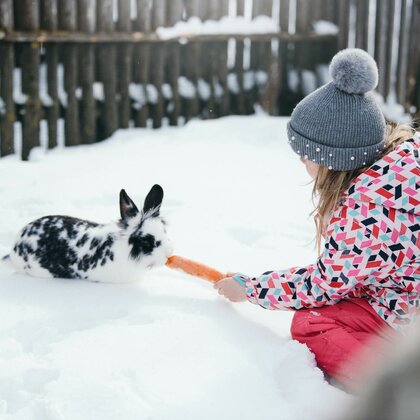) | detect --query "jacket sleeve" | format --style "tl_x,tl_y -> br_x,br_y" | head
244,206 -> 394,310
